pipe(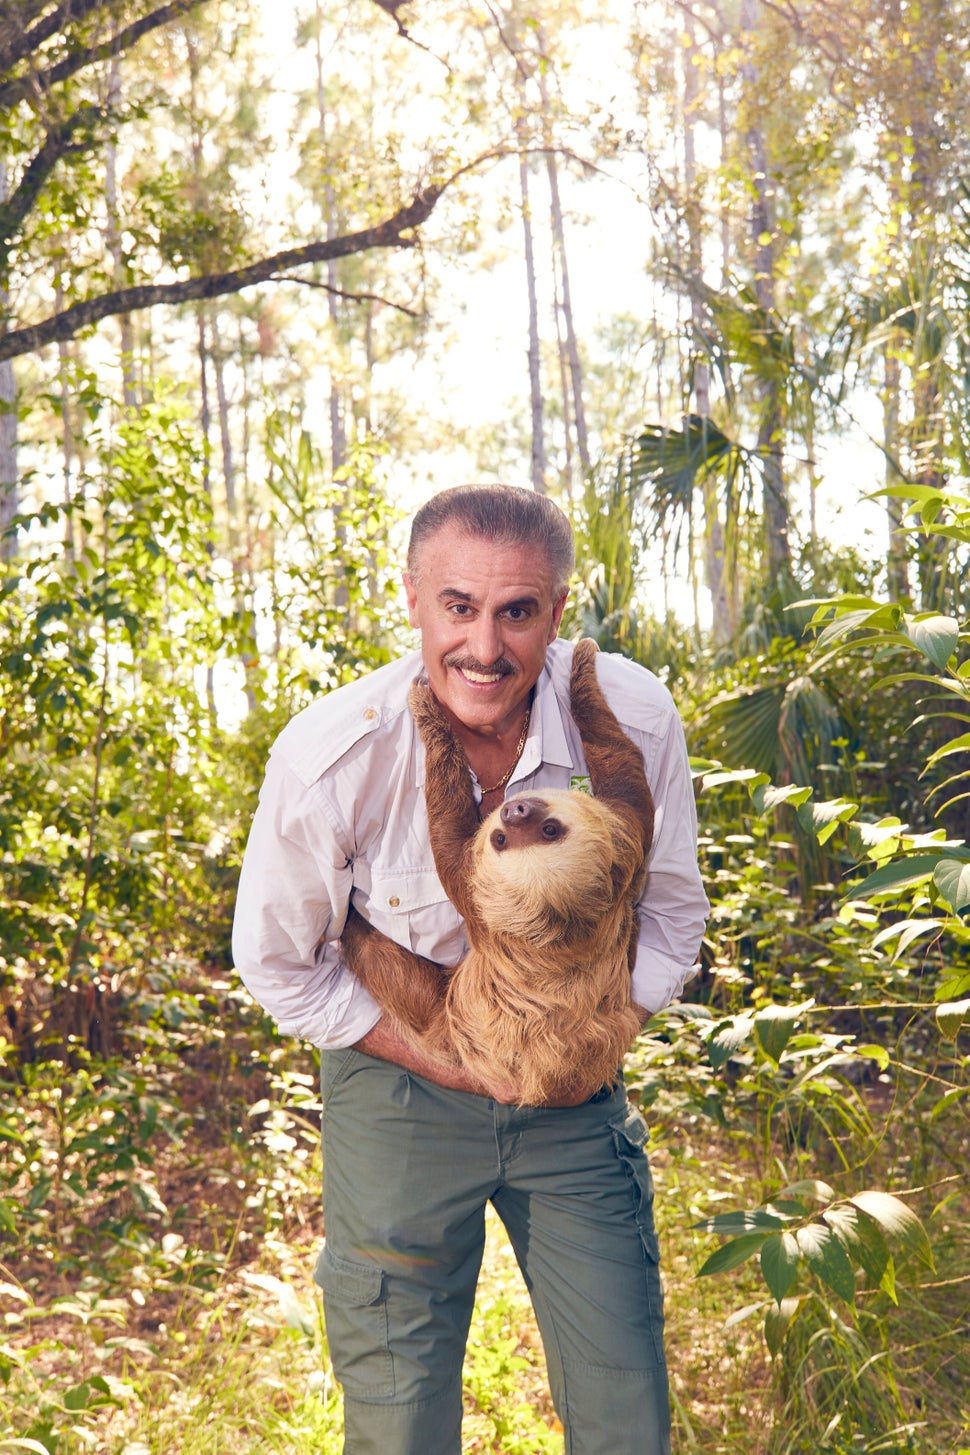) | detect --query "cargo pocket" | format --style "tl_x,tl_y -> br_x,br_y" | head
608,1102 -> 666,1365
314,1243 -> 394,1398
